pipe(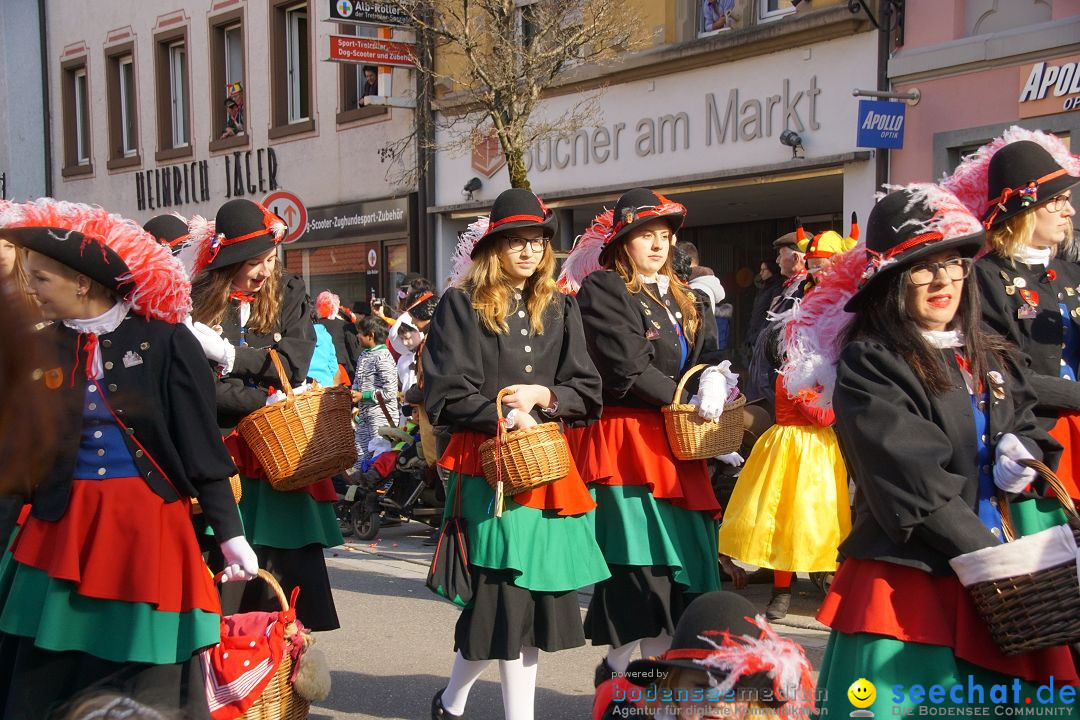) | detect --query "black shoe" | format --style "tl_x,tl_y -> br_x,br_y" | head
594,658 -> 617,688
809,571 -> 833,596
432,688 -> 463,720
766,589 -> 791,621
